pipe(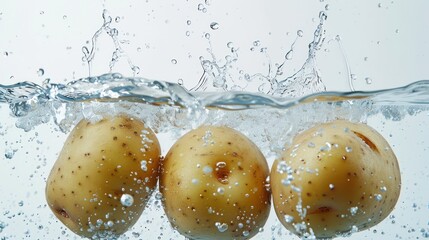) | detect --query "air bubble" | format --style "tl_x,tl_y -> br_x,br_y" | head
210,22 -> 219,30
171,59 -> 177,64
329,184 -> 335,190
297,30 -> 304,37
242,230 -> 250,237
187,20 -> 192,25
365,77 -> 373,85
204,33 -> 211,39
215,222 -> 228,232
120,194 -> 134,207
380,186 -> 387,192
253,40 -> 260,46
217,187 -> 225,195
345,146 -> 353,152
